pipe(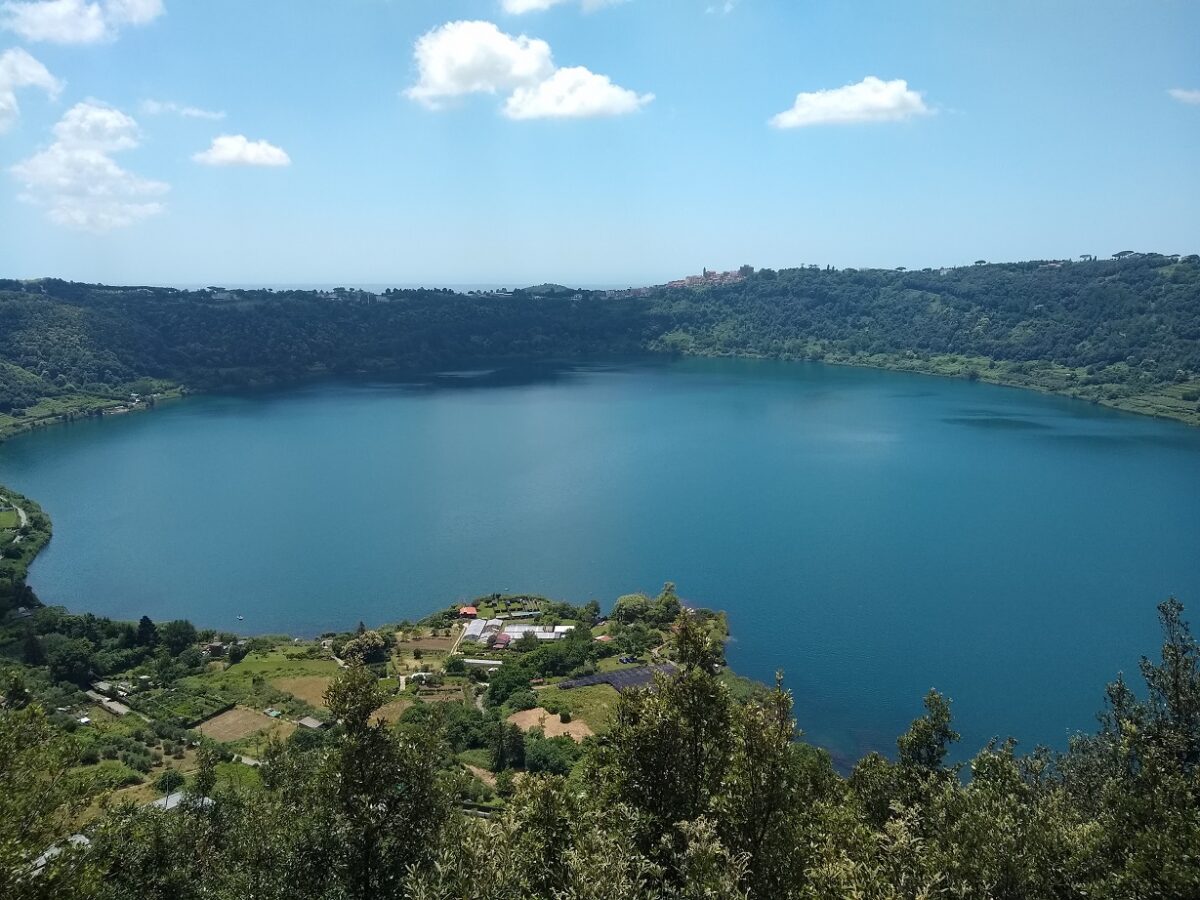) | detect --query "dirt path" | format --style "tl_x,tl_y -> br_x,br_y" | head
1,497 -> 27,543
465,764 -> 496,787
